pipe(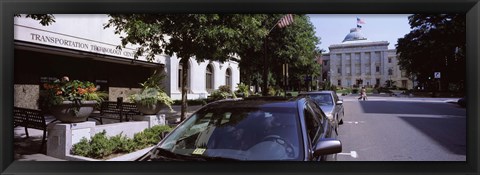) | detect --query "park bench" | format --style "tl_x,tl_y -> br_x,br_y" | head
13,107 -> 48,152
89,101 -> 141,124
